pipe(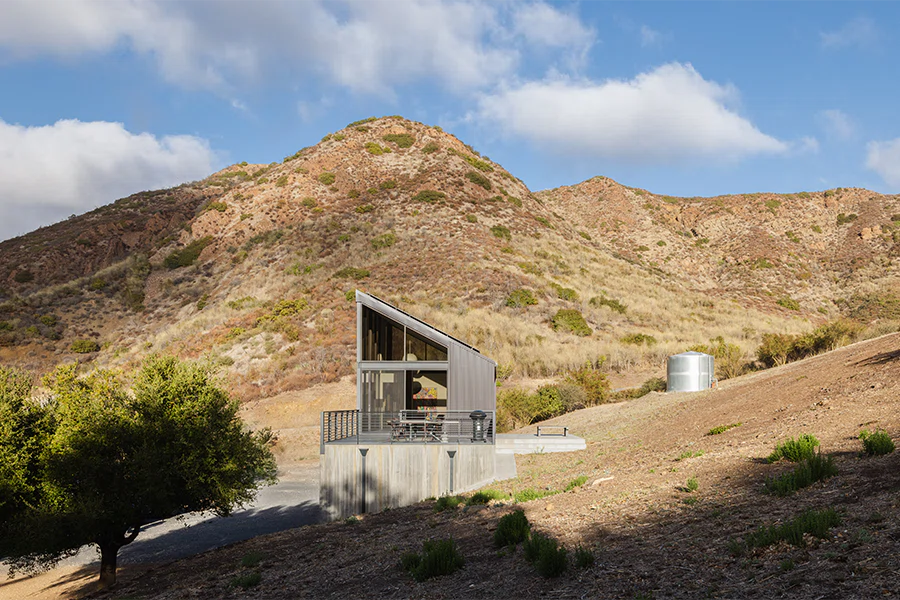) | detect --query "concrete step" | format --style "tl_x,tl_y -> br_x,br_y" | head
495,434 -> 586,454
